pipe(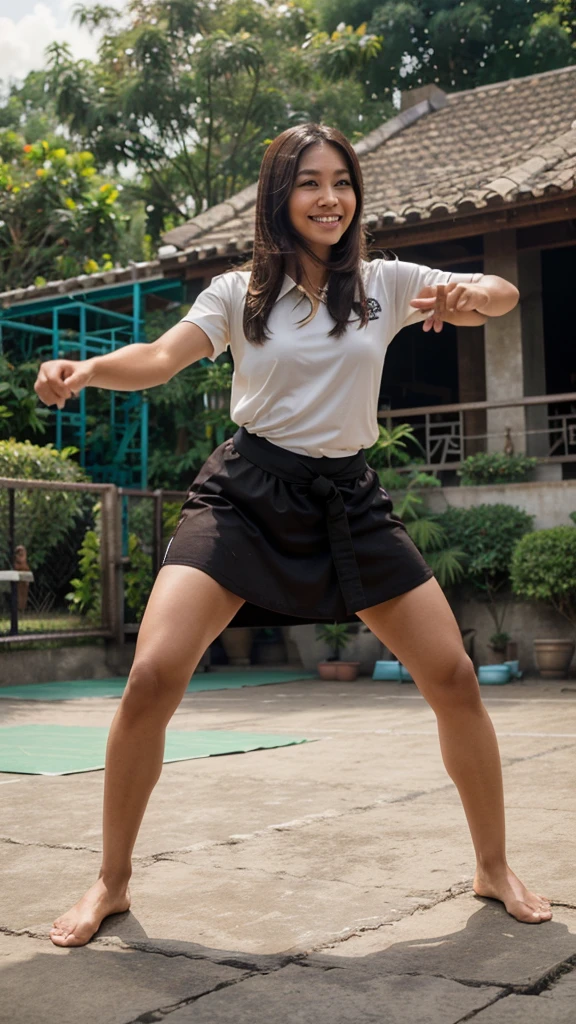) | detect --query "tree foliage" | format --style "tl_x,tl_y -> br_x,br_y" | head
44,0 -> 385,234
0,131 -> 145,290
316,0 -> 576,97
